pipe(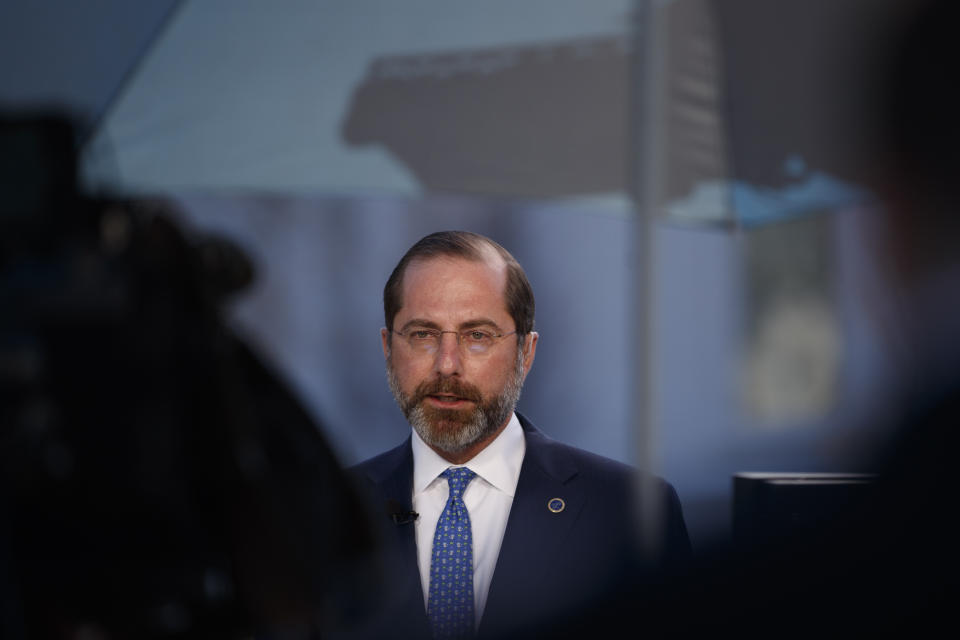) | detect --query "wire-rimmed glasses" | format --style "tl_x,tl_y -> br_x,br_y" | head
392,327 -> 517,356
